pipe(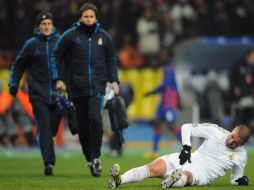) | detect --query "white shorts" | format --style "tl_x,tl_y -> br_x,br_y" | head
159,153 -> 209,186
